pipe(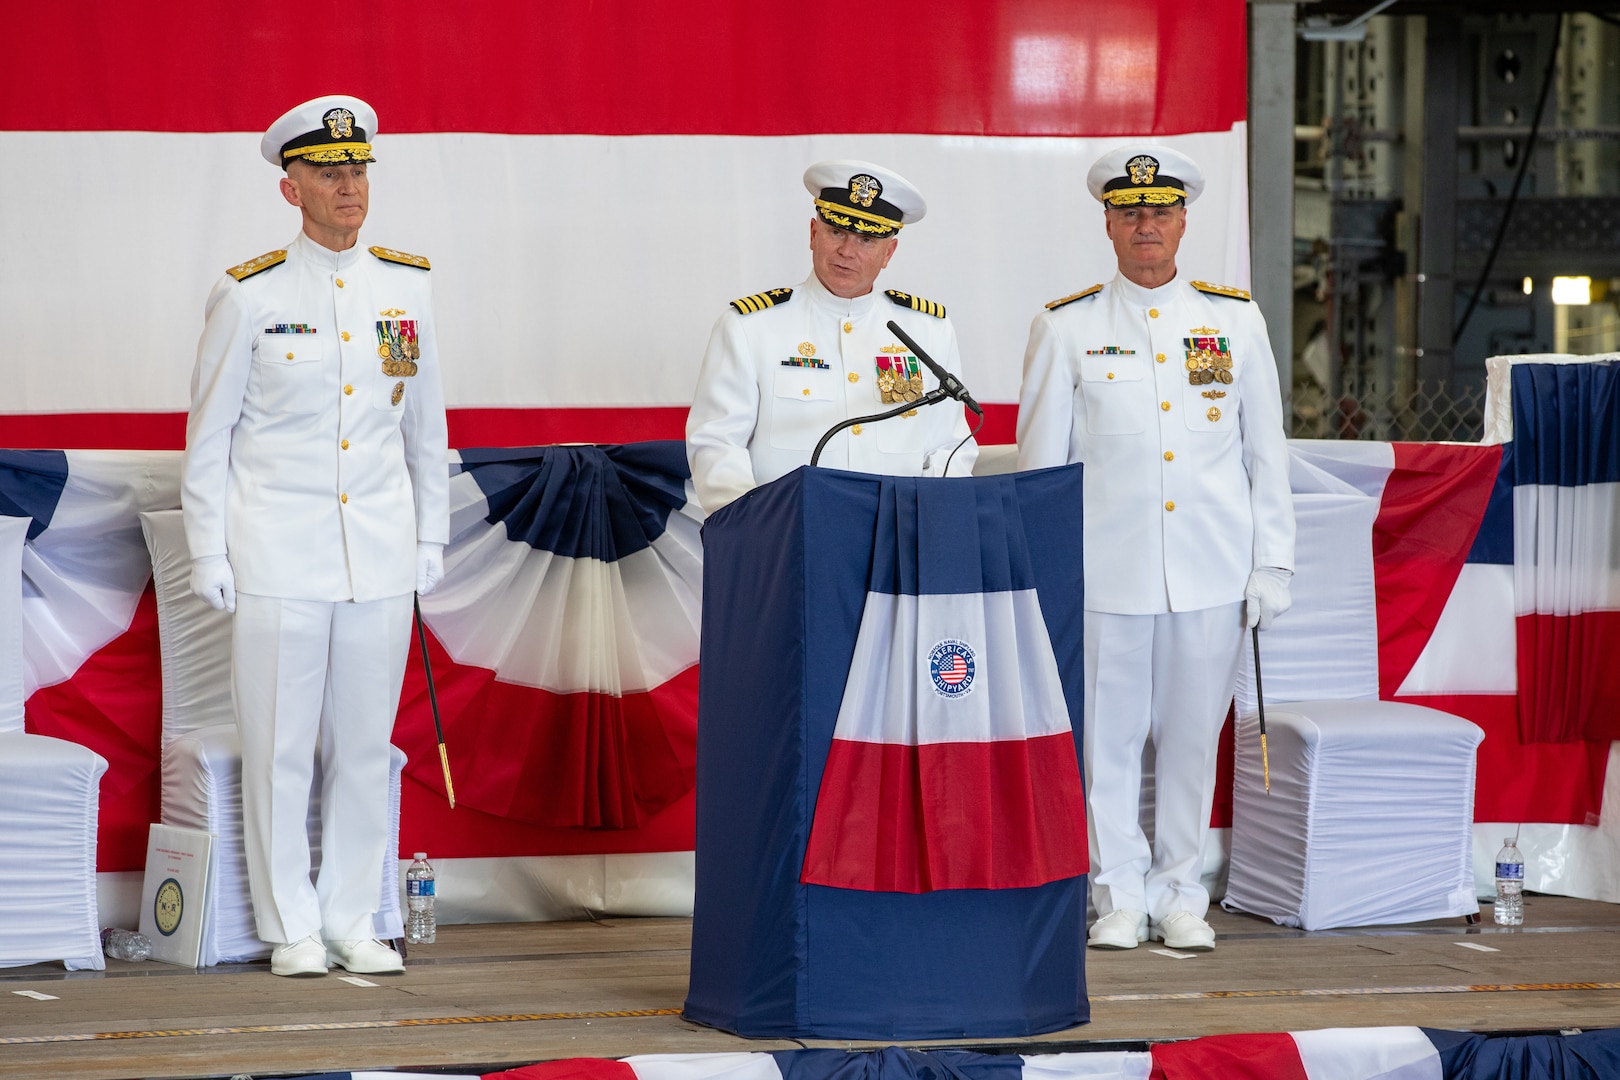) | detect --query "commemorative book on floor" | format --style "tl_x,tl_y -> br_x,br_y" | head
138,824 -> 213,967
